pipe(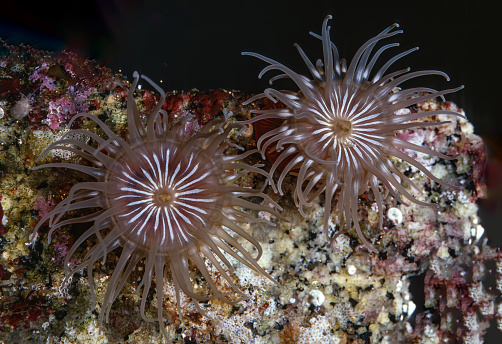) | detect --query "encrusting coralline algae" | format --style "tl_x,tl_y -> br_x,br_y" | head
0,30 -> 499,344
